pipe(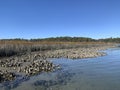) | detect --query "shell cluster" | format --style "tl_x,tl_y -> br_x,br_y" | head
0,70 -> 16,82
